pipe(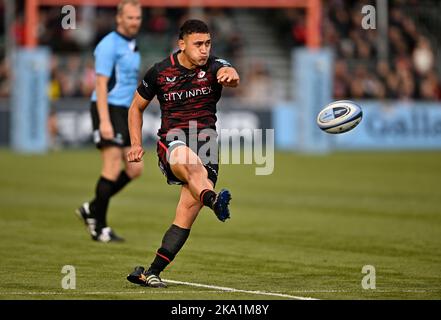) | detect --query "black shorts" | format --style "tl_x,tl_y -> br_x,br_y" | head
91,102 -> 131,149
156,134 -> 219,187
